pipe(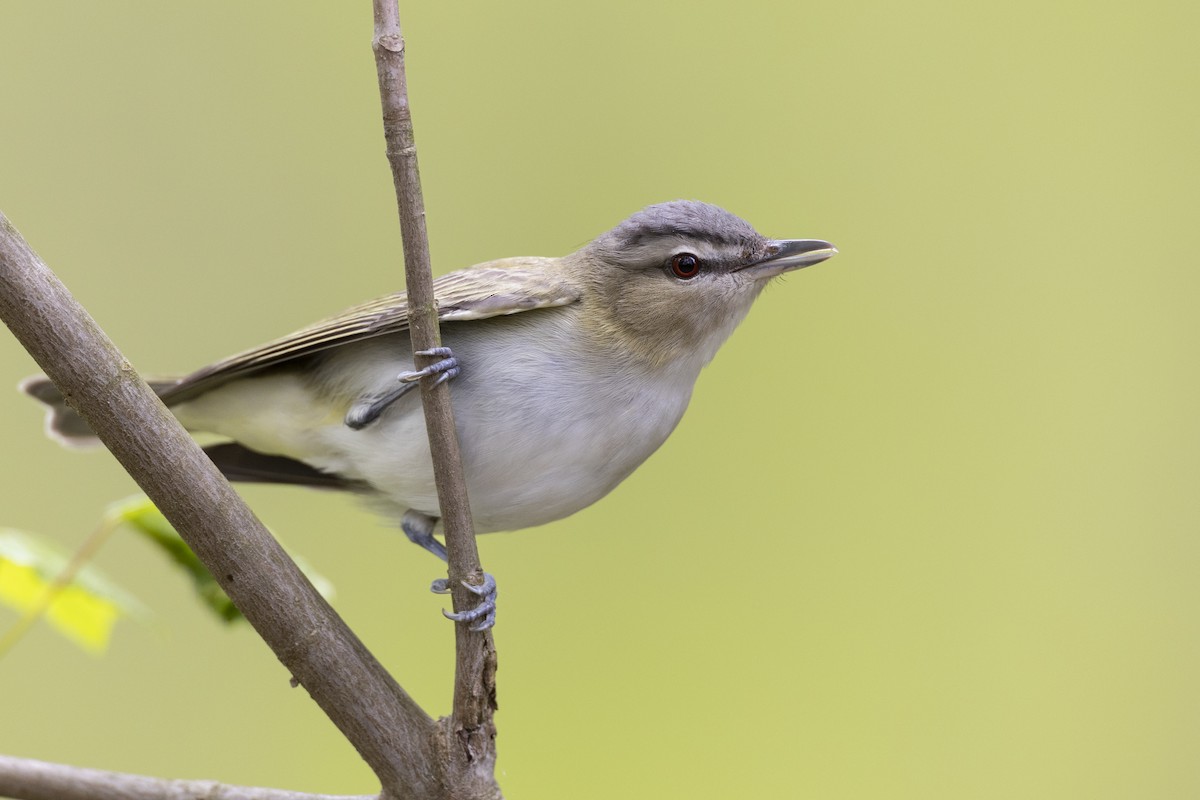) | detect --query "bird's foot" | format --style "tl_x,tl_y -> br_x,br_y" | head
431,573 -> 497,631
344,347 -> 461,429
397,347 -> 460,387
401,510 -> 494,629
